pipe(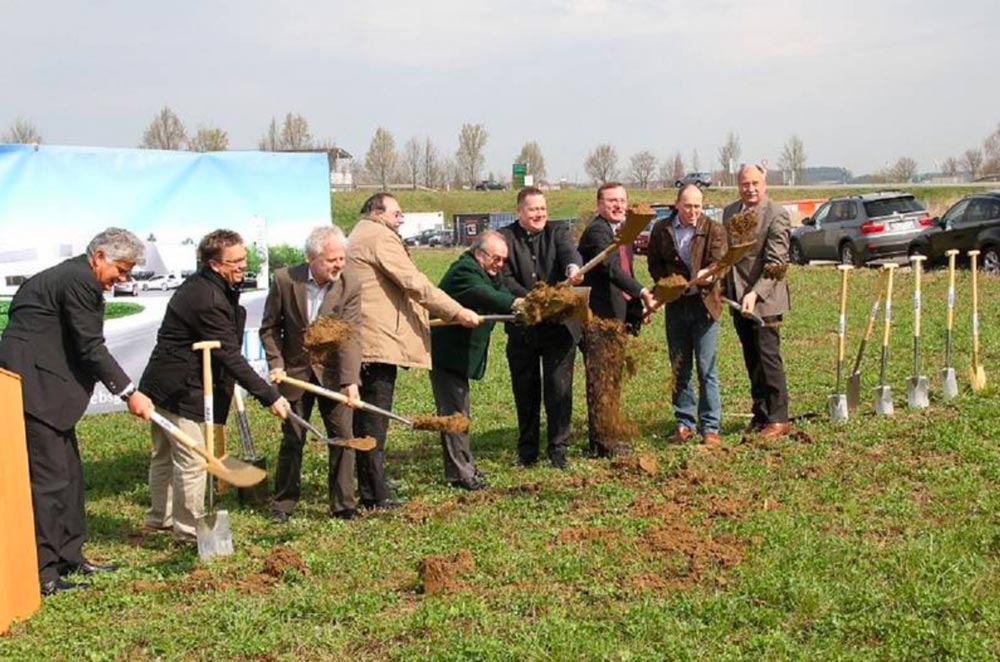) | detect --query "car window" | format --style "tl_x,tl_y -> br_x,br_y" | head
862,196 -> 924,217
965,198 -> 1000,224
942,199 -> 971,227
811,203 -> 831,225
828,201 -> 855,223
